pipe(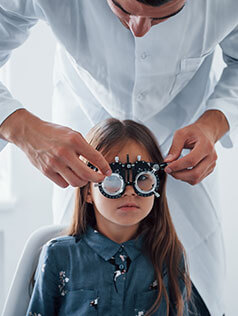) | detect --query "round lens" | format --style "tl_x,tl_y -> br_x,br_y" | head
136,171 -> 156,193
102,173 -> 124,196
